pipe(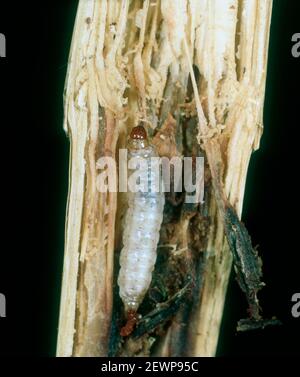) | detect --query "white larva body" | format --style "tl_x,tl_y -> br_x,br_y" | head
118,132 -> 165,313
